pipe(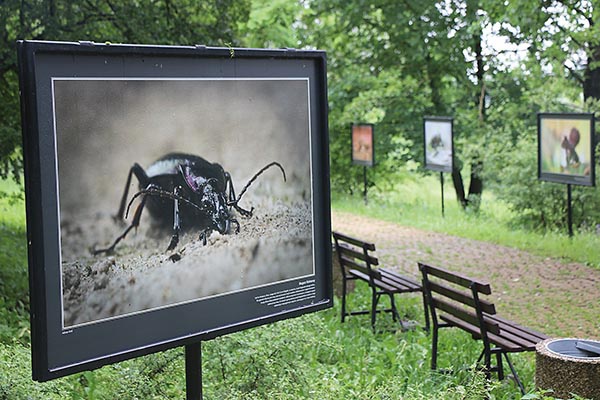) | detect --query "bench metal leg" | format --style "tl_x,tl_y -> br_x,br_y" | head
422,291 -> 430,332
371,290 -> 379,331
431,326 -> 439,370
388,293 -> 399,322
496,352 -> 504,380
341,277 -> 348,323
503,353 -> 525,394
